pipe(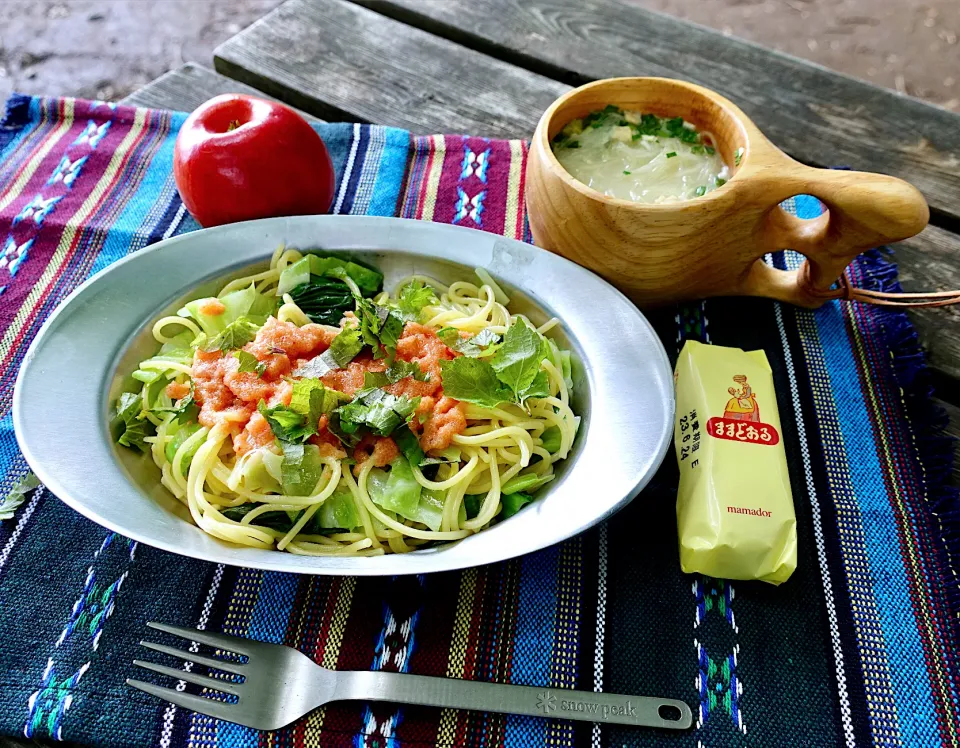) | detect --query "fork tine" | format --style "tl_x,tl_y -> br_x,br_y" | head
140,641 -> 246,676
133,659 -> 242,695
146,621 -> 252,655
126,679 -> 239,724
